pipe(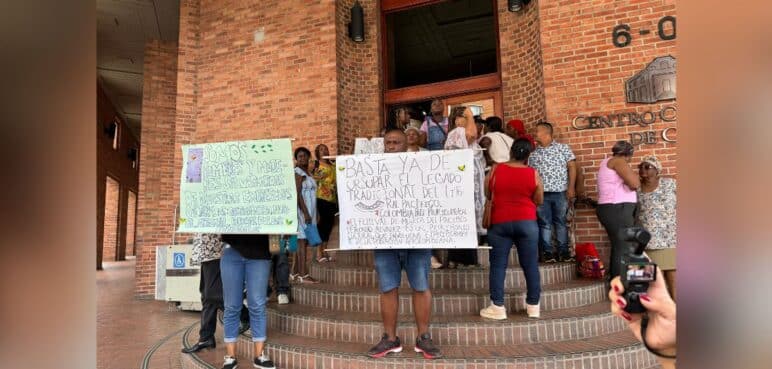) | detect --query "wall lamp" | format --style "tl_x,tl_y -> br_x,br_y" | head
508,0 -> 532,12
104,119 -> 118,139
348,1 -> 364,42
